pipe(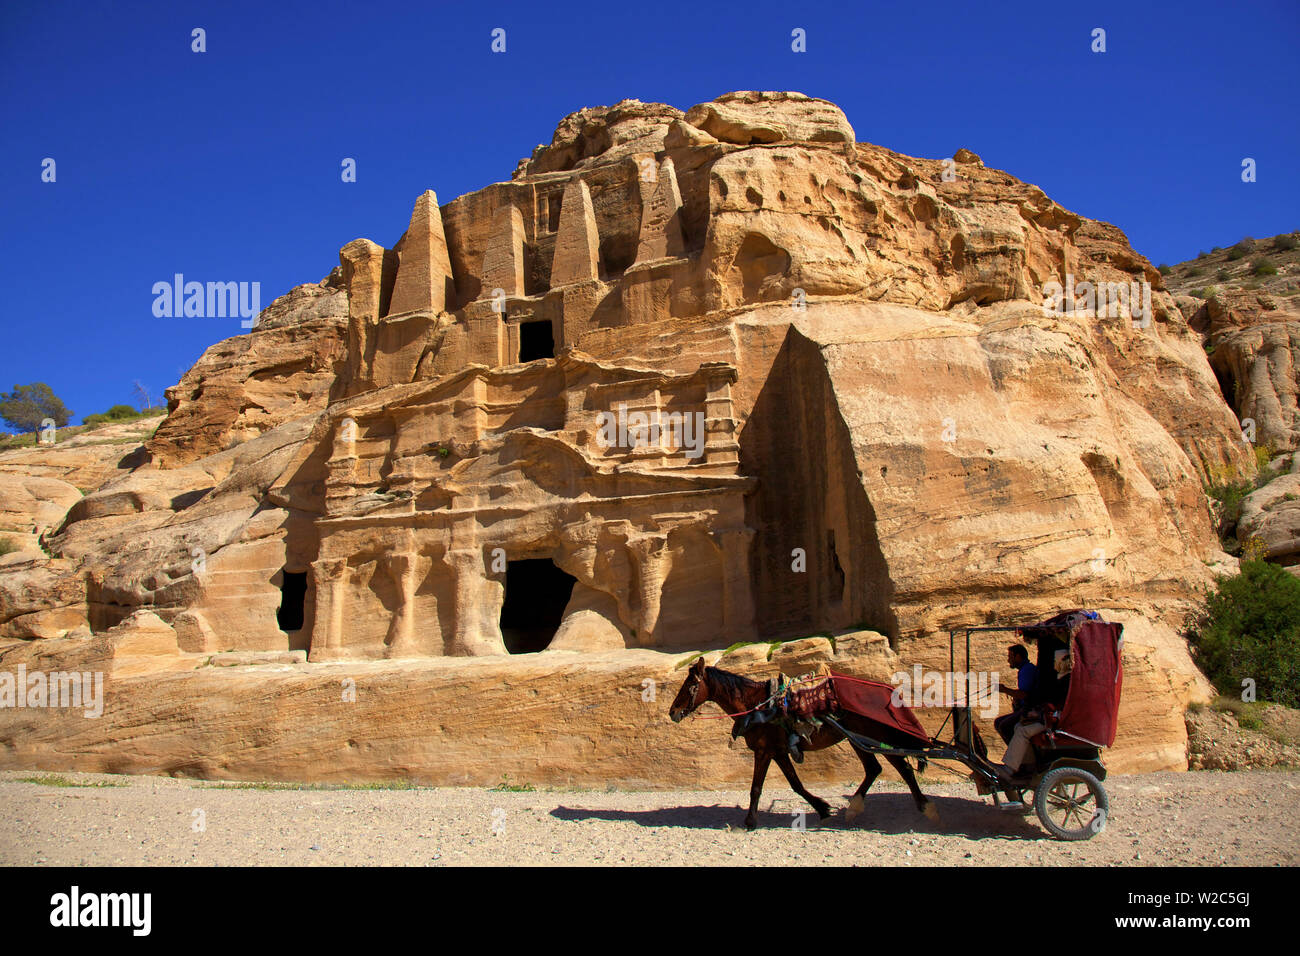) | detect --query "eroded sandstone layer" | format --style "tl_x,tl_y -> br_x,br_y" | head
0,91 -> 1254,781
